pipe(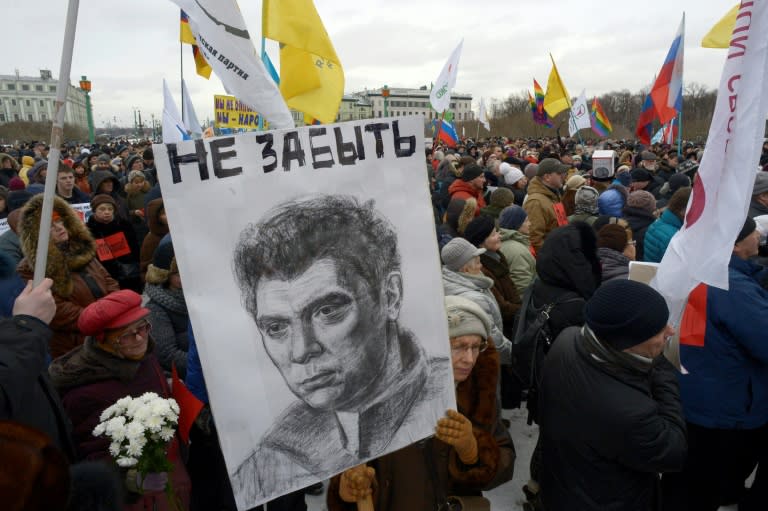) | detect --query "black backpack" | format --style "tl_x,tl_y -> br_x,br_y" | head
512,278 -> 583,424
